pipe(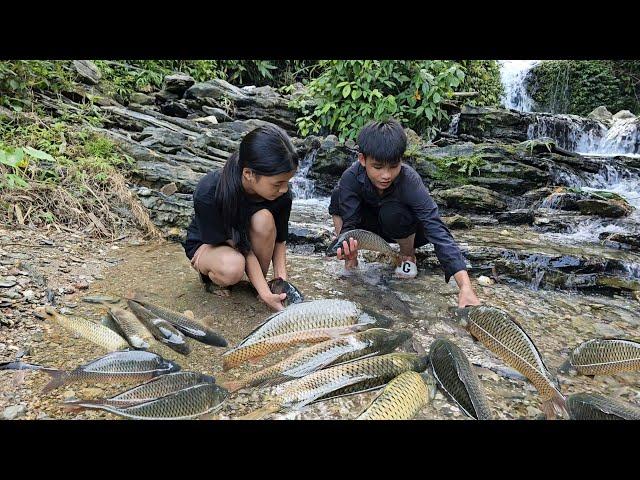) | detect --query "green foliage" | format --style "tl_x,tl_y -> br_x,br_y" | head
457,60 -> 504,107
0,61 -> 75,111
289,60 -> 465,142
0,120 -> 132,191
527,60 -> 640,115
441,155 -> 487,177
